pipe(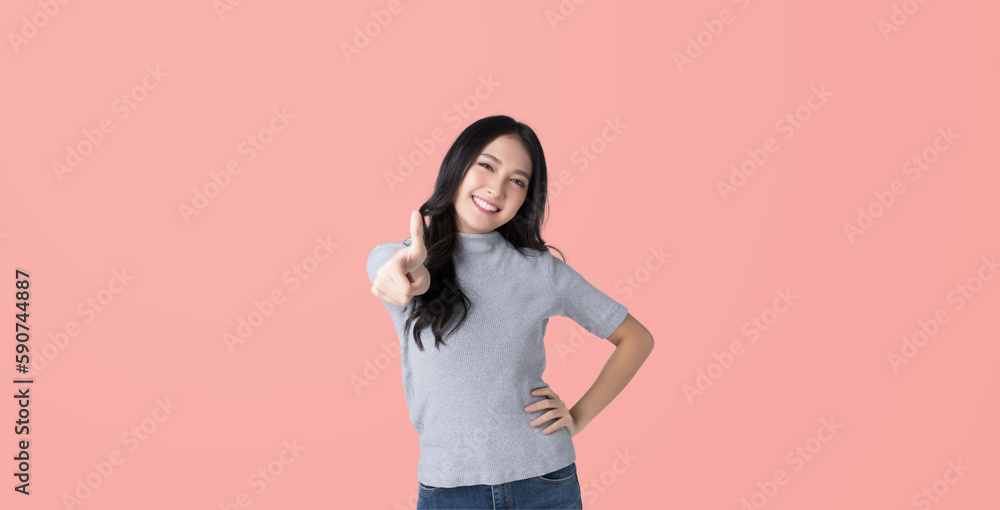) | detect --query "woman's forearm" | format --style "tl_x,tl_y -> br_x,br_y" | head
570,333 -> 654,432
